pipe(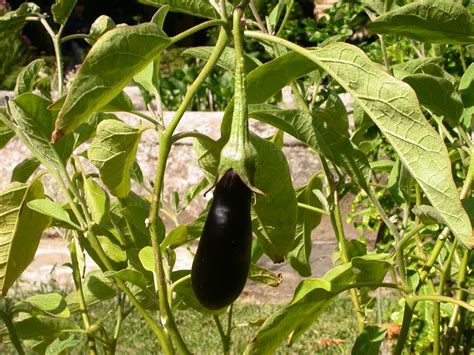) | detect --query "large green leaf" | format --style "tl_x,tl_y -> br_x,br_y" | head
138,0 -> 230,19
403,73 -> 463,127
245,255 -> 390,353
51,0 -> 77,25
3,93 -> 74,168
0,316 -> 79,339
0,181 -> 51,295
88,120 -> 144,198
53,22 -> 170,140
19,293 -> 70,319
182,46 -> 260,73
287,174 -> 324,277
0,2 -> 40,37
251,135 -> 298,263
369,0 -> 474,44
276,42 -> 472,248
14,59 -> 45,96
248,104 -> 371,192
